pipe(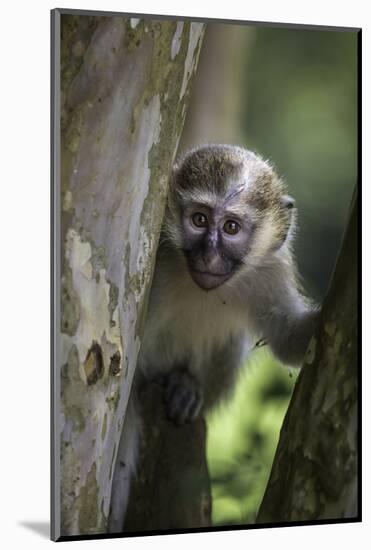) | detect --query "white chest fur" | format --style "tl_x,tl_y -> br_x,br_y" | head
137,265 -> 256,378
